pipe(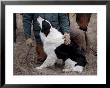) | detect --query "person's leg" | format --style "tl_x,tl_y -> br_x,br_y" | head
33,14 -> 47,62
23,13 -> 32,38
